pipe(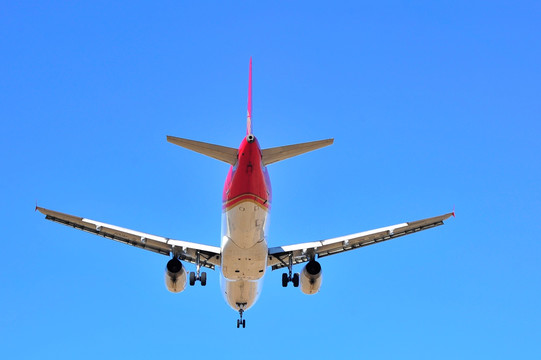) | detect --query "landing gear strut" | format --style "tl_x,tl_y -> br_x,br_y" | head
189,251 -> 207,286
236,310 -> 246,328
282,253 -> 299,287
